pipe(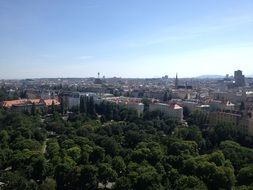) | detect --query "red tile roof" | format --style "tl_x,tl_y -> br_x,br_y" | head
29,99 -> 41,104
43,99 -> 60,106
2,98 -> 60,108
2,99 -> 28,108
